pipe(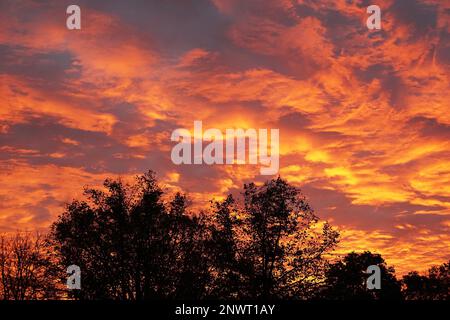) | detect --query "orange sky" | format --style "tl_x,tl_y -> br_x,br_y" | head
0,0 -> 449,275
